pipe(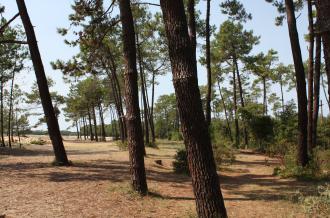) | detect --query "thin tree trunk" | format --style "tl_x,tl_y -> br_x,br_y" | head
75,120 -> 80,139
150,71 -> 156,143
233,65 -> 240,147
15,110 -> 21,148
285,0 -> 308,167
0,79 -> 5,147
119,0 -> 148,195
99,103 -> 106,141
8,70 -> 16,148
280,77 -> 285,112
82,117 -> 87,140
87,108 -> 94,141
136,33 -> 150,145
307,0 -> 315,152
160,1 -> 227,217
321,75 -> 330,109
234,54 -> 248,146
16,0 -> 69,165
205,0 -> 212,127
262,77 -> 267,115
217,79 -> 233,142
92,105 -> 98,142
313,35 -> 321,148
